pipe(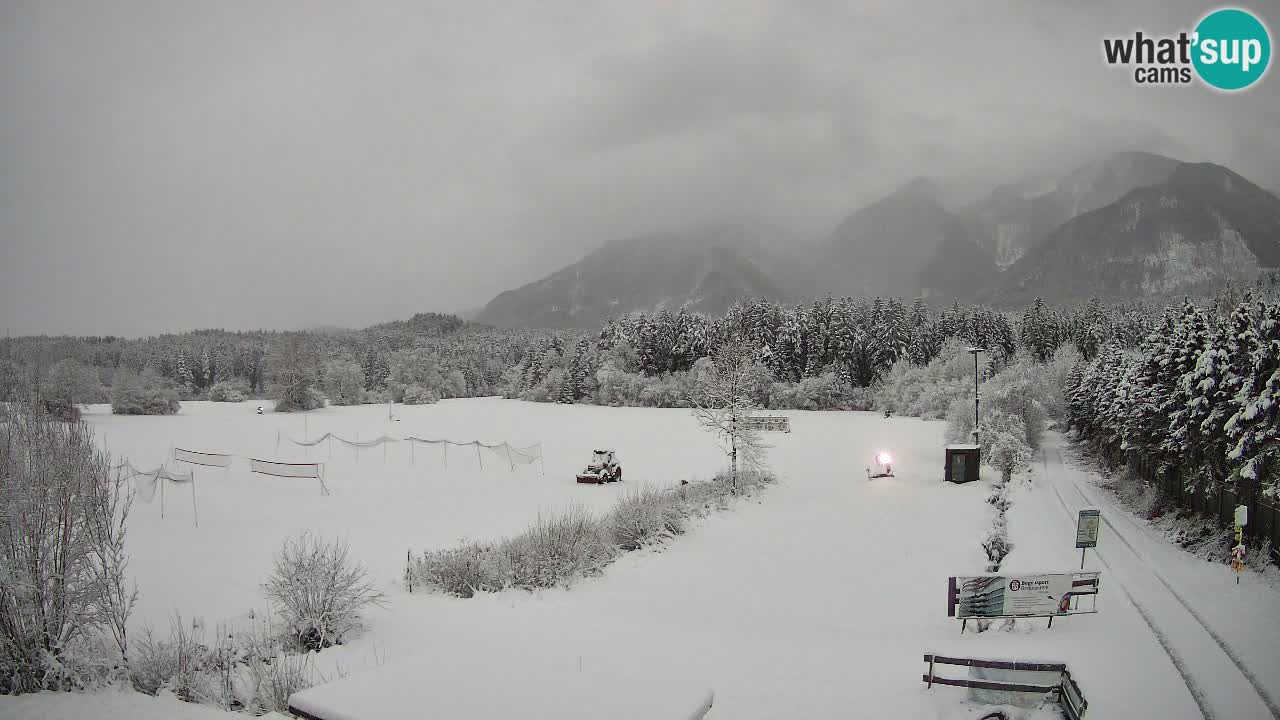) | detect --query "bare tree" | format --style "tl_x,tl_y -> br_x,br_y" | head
688,341 -> 770,493
262,532 -> 386,651
0,404 -> 136,692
